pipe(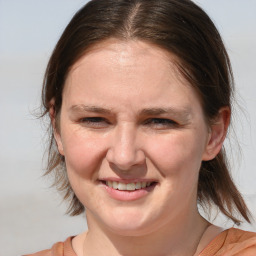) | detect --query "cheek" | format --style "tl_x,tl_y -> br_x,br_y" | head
61,129 -> 106,178
146,132 -> 205,177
